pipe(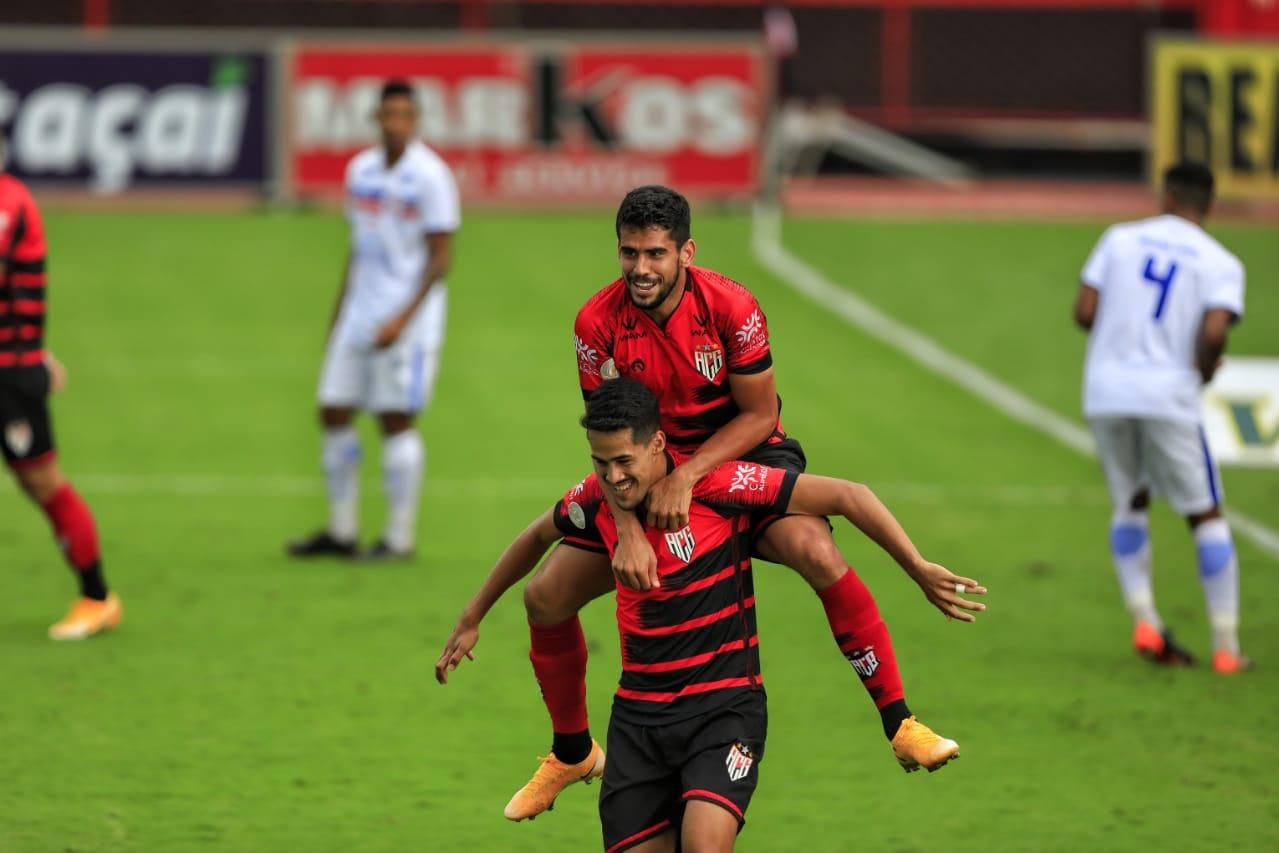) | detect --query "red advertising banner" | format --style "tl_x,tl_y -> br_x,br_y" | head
288,40 -> 767,201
